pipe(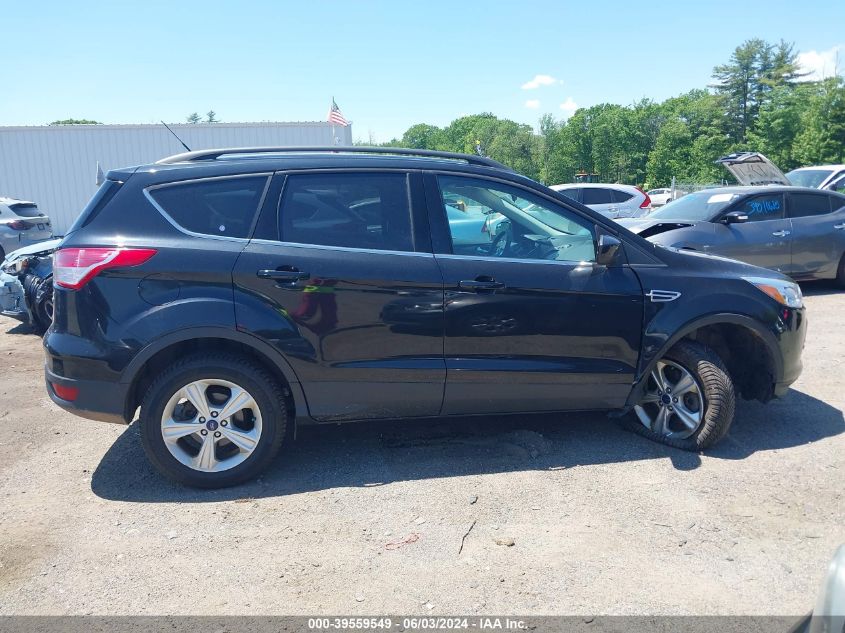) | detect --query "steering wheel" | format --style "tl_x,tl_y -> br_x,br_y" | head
489,225 -> 512,257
